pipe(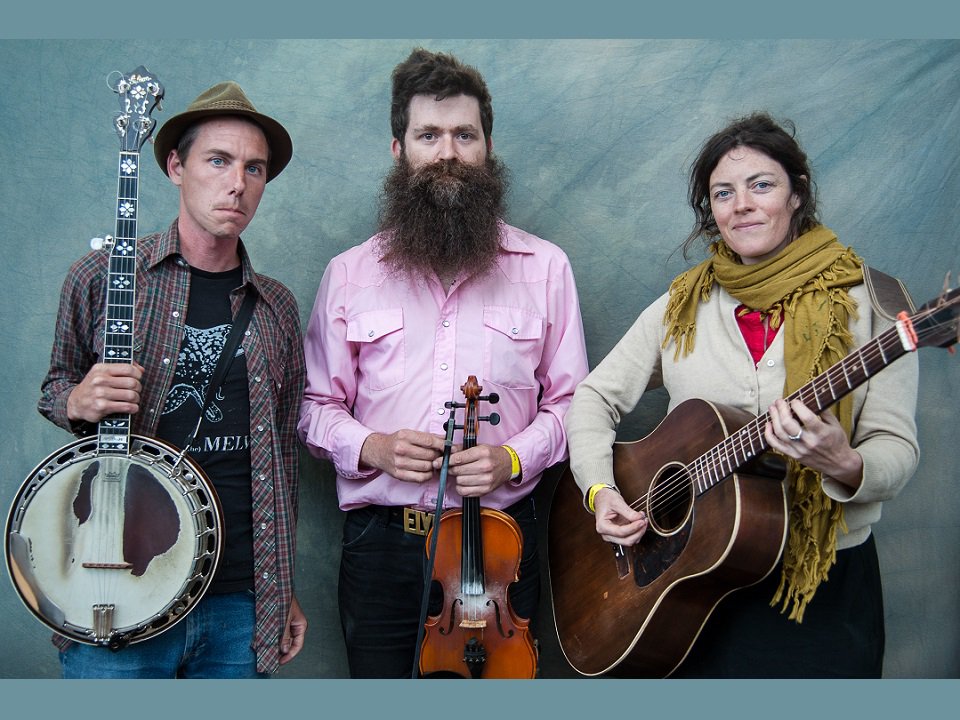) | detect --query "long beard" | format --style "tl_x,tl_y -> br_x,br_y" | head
377,155 -> 508,283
